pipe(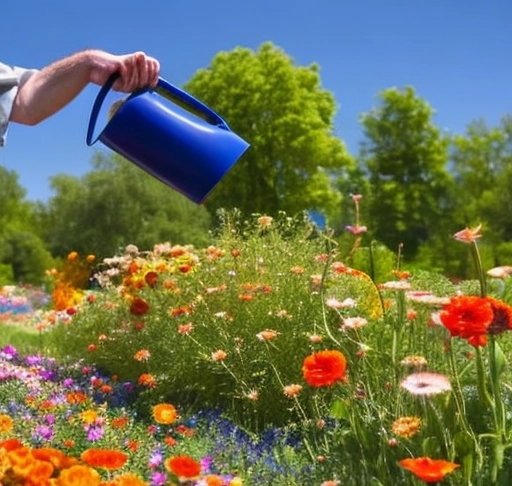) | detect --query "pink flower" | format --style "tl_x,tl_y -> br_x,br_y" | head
400,372 -> 451,396
453,224 -> 482,244
345,225 -> 367,235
